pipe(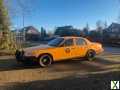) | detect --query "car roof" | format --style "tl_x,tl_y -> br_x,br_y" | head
60,36 -> 84,39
